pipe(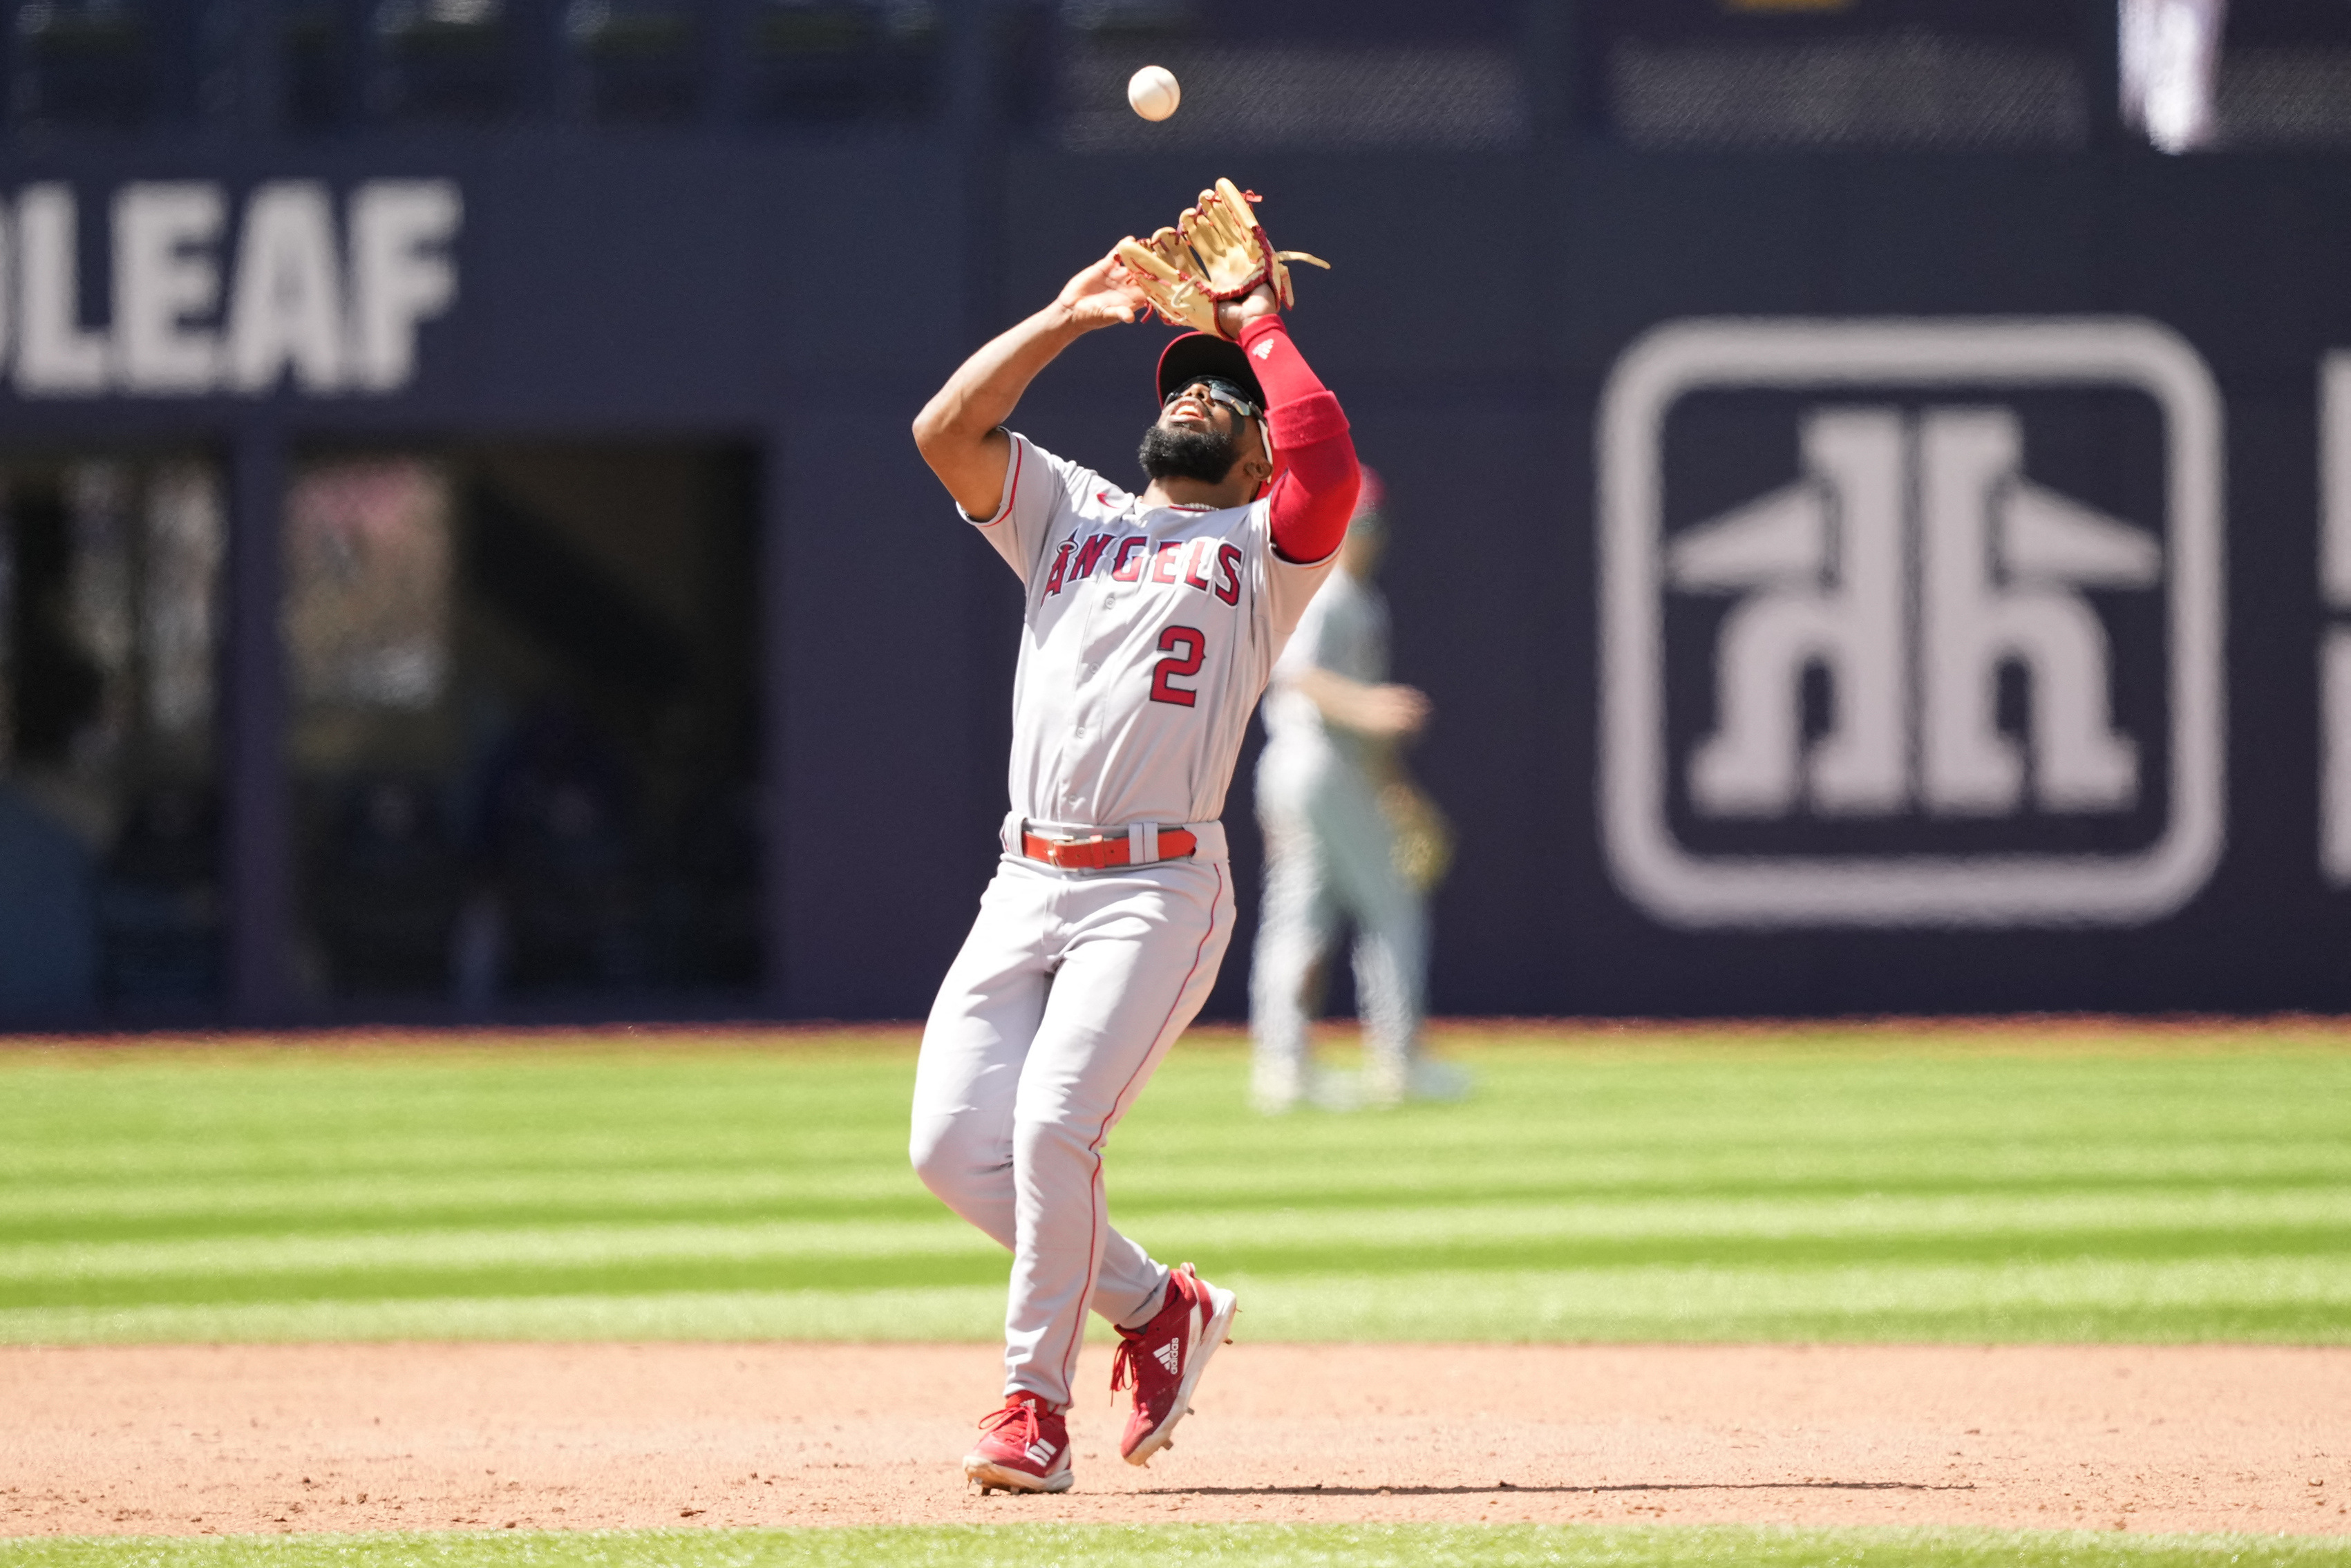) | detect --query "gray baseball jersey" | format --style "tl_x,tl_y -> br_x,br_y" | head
1263,566 -> 1388,773
971,431 -> 1337,829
